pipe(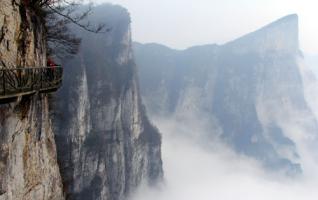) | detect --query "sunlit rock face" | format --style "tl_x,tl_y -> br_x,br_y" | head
135,14 -> 318,175
0,1 -> 64,200
52,5 -> 163,200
